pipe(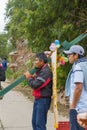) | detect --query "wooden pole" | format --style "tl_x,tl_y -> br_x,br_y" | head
51,49 -> 58,128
